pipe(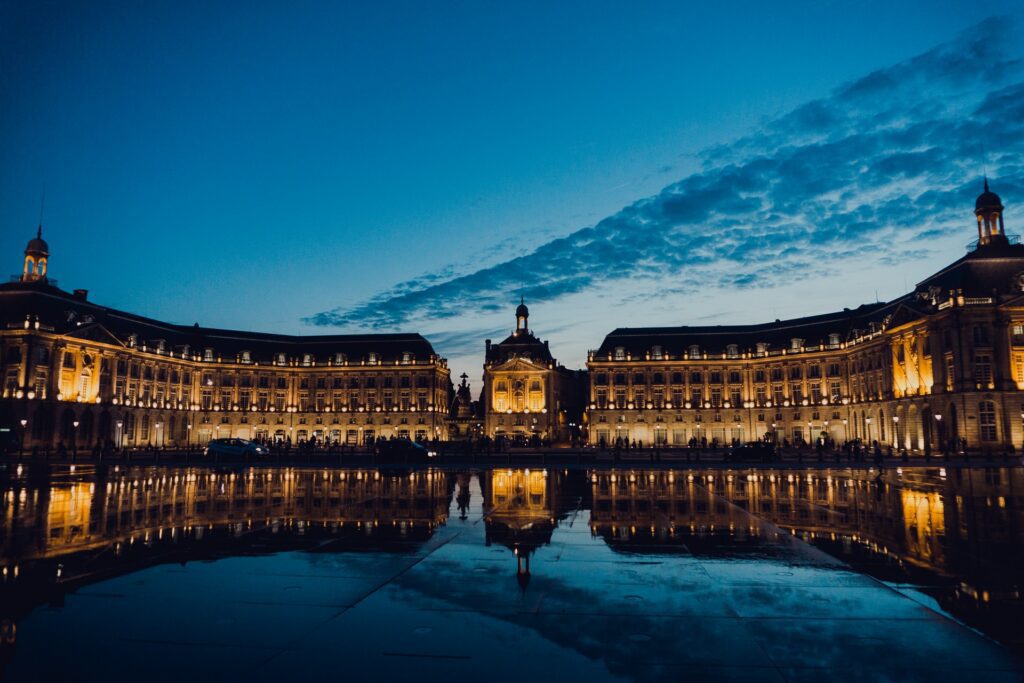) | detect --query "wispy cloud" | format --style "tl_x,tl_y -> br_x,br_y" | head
307,18 -> 1024,335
